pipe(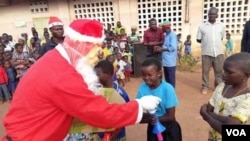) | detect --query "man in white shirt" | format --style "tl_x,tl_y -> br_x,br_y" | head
197,7 -> 225,95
